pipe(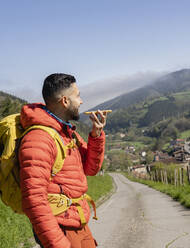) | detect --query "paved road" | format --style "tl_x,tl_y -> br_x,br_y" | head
89,173 -> 190,248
